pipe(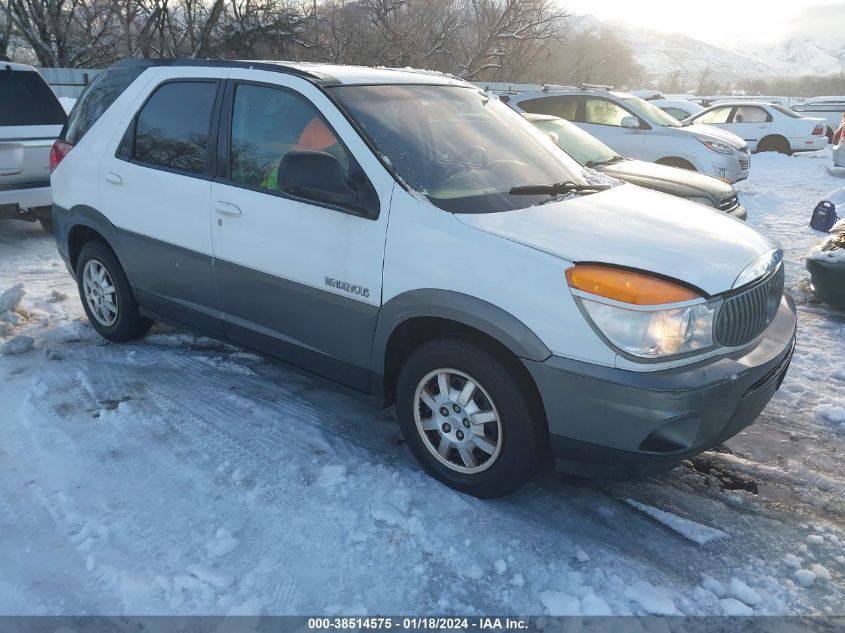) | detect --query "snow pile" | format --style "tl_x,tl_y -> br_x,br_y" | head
0,283 -> 36,355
